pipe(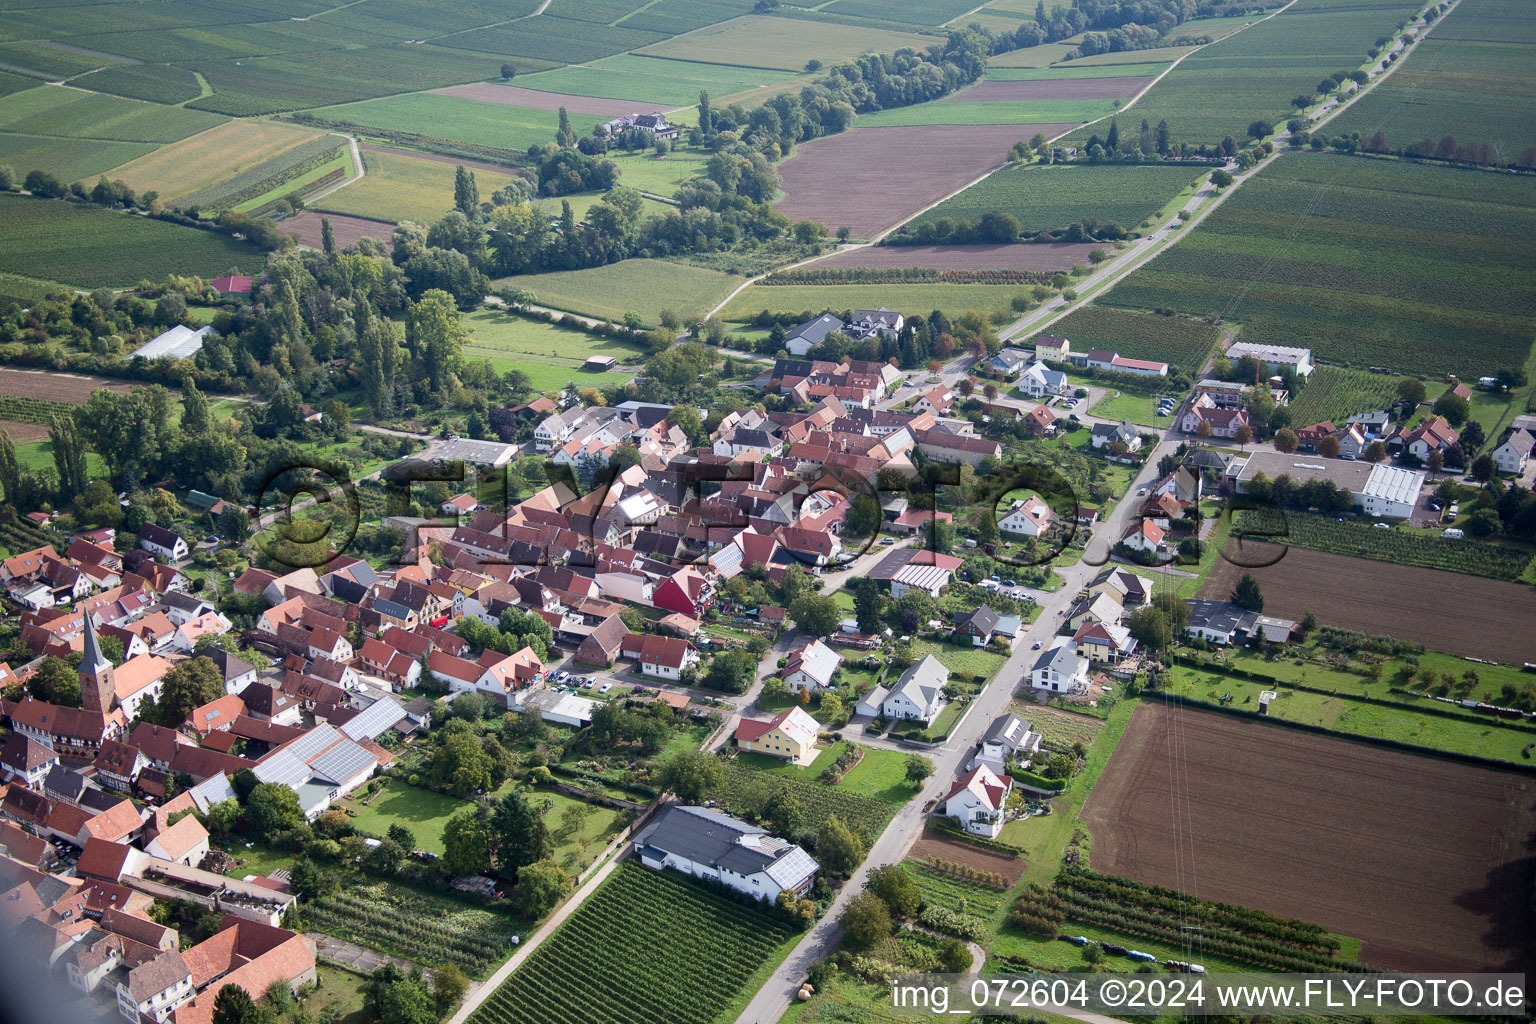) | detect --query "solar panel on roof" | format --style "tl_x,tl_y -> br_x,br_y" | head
309,741 -> 376,786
